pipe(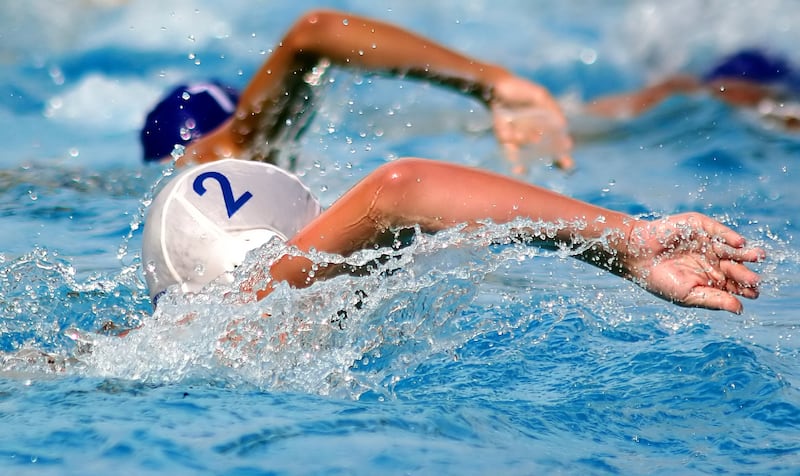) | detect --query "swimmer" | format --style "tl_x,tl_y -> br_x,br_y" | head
143,157 -> 764,315
140,9 -> 574,172
584,48 -> 800,128
138,12 -> 763,318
